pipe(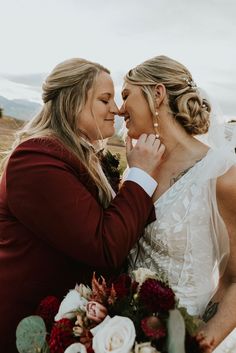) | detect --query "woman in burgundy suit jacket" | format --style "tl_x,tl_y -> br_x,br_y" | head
0,58 -> 165,352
